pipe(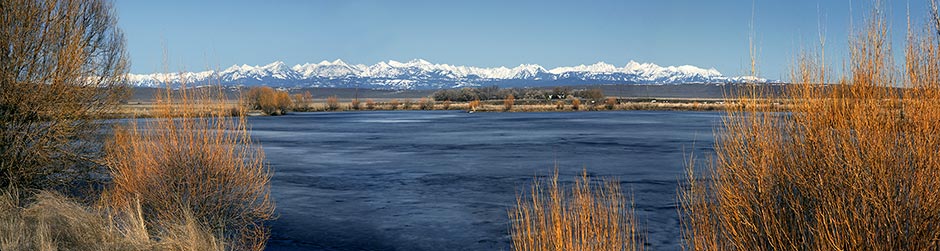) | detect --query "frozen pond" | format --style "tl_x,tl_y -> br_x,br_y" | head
253,111 -> 720,251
